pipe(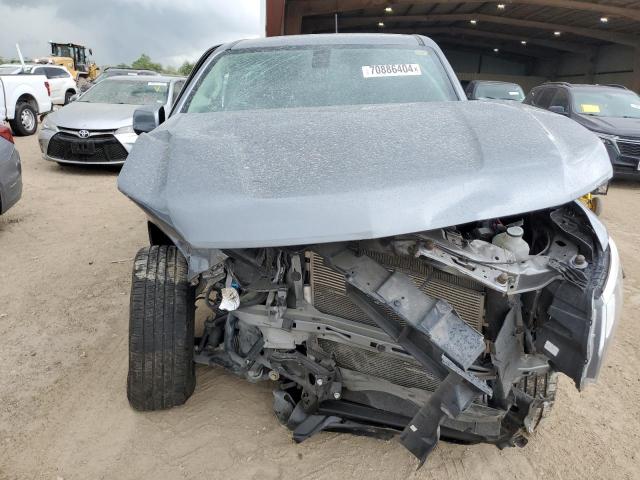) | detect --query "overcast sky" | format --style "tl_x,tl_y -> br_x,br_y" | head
0,0 -> 264,67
